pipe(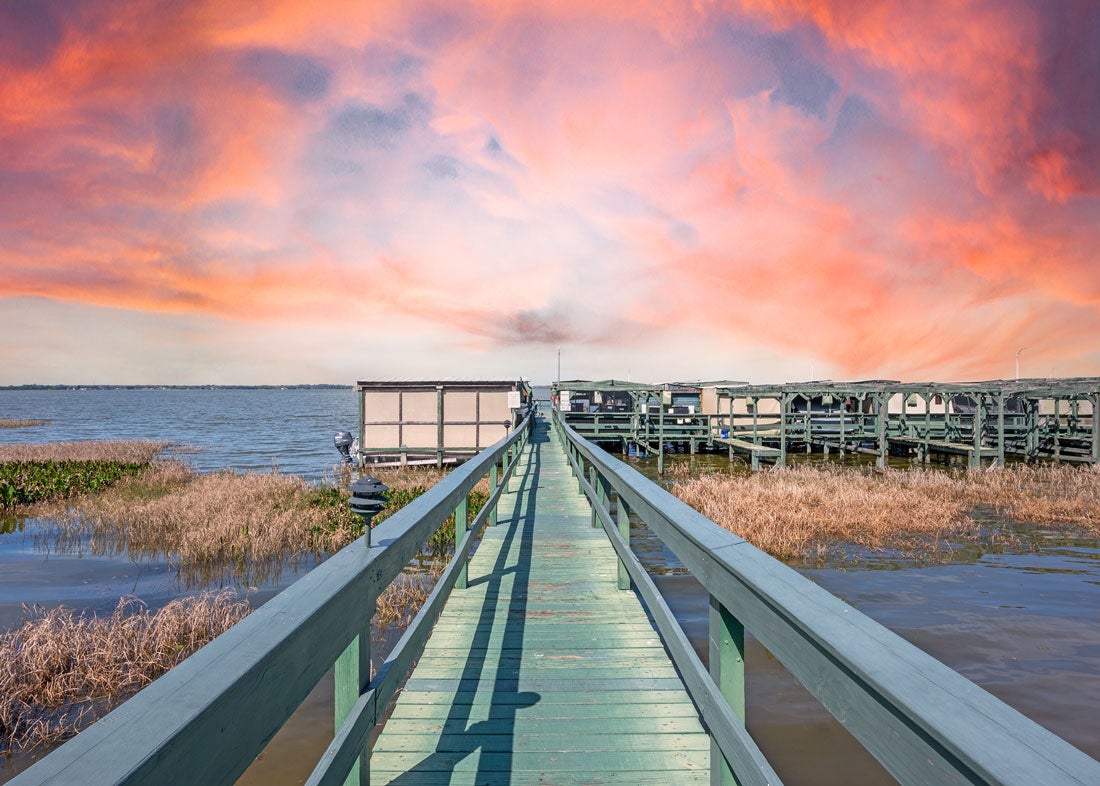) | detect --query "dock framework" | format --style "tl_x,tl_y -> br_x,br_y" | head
552,377 -> 1100,470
